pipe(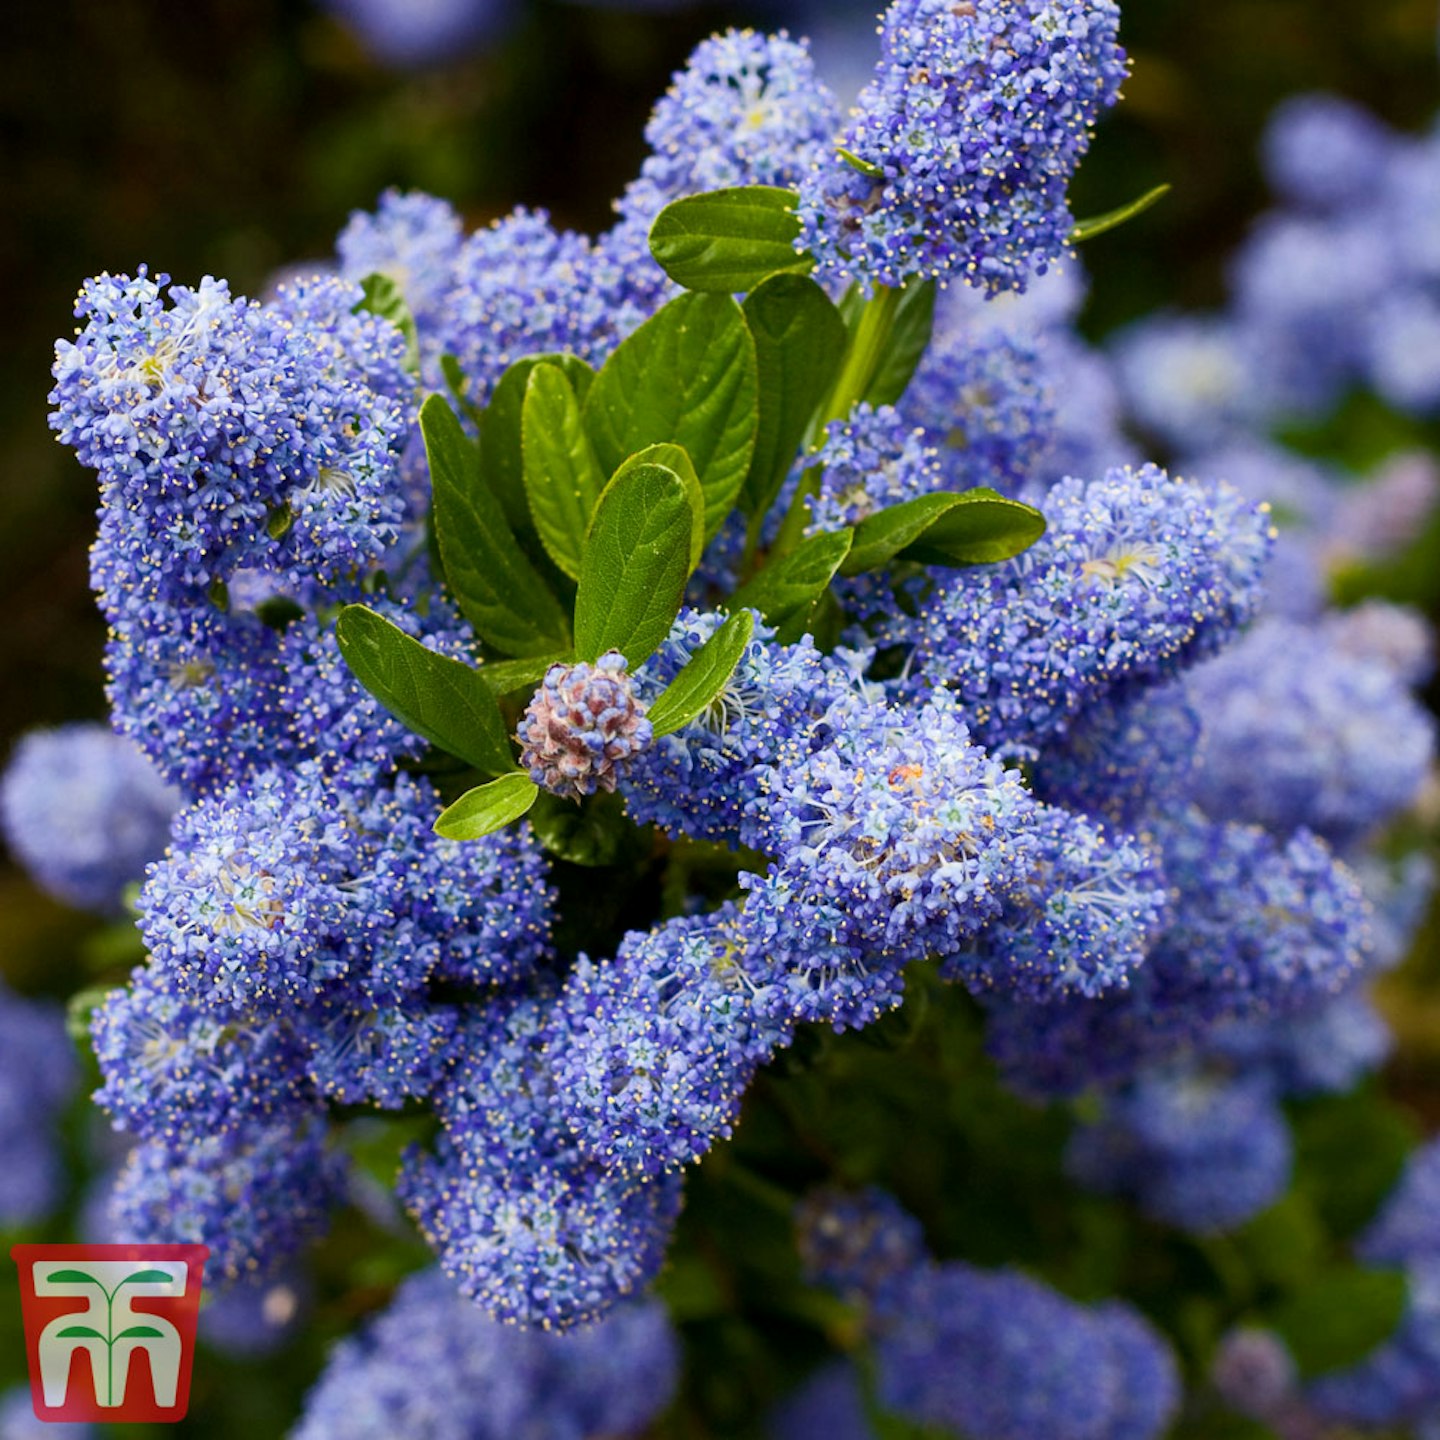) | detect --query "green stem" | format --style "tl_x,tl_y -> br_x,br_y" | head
769,284 -> 904,563
817,283 -> 904,434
